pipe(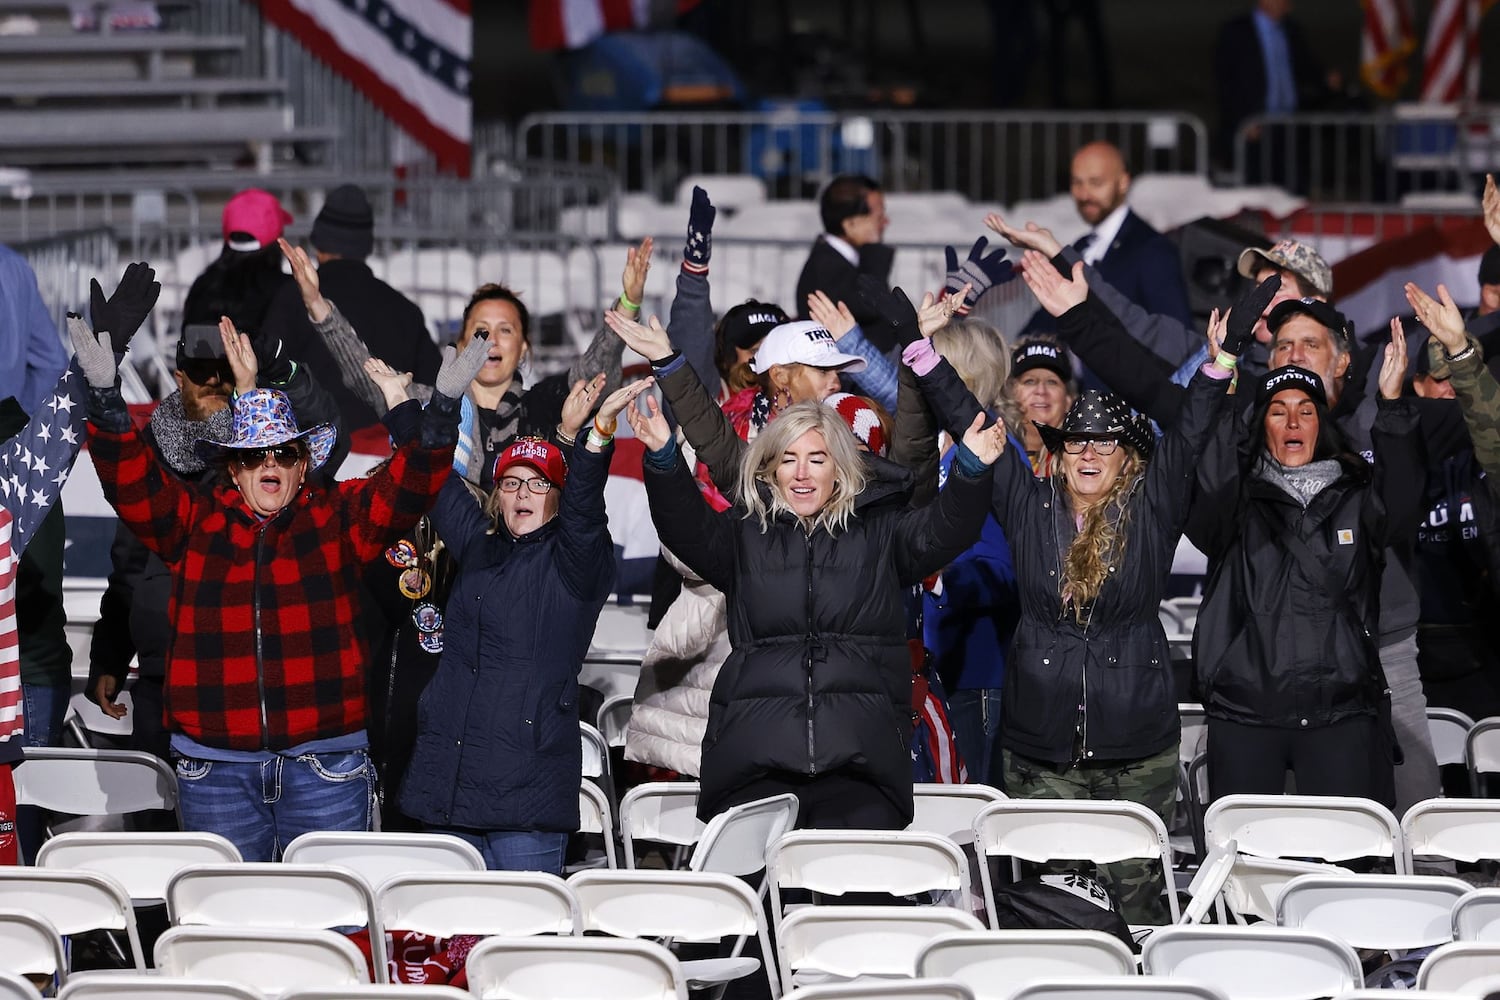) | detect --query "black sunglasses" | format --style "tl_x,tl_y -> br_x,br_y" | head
180,360 -> 234,385
230,444 -> 304,469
